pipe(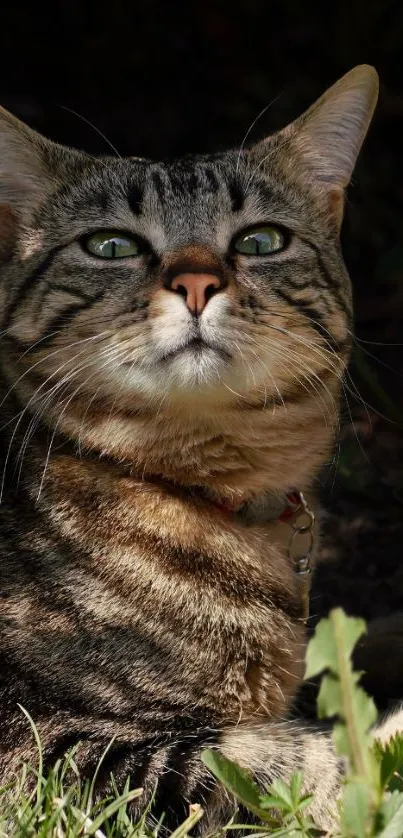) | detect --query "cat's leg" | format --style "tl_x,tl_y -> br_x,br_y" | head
2,707 -> 403,833
215,709 -> 403,831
